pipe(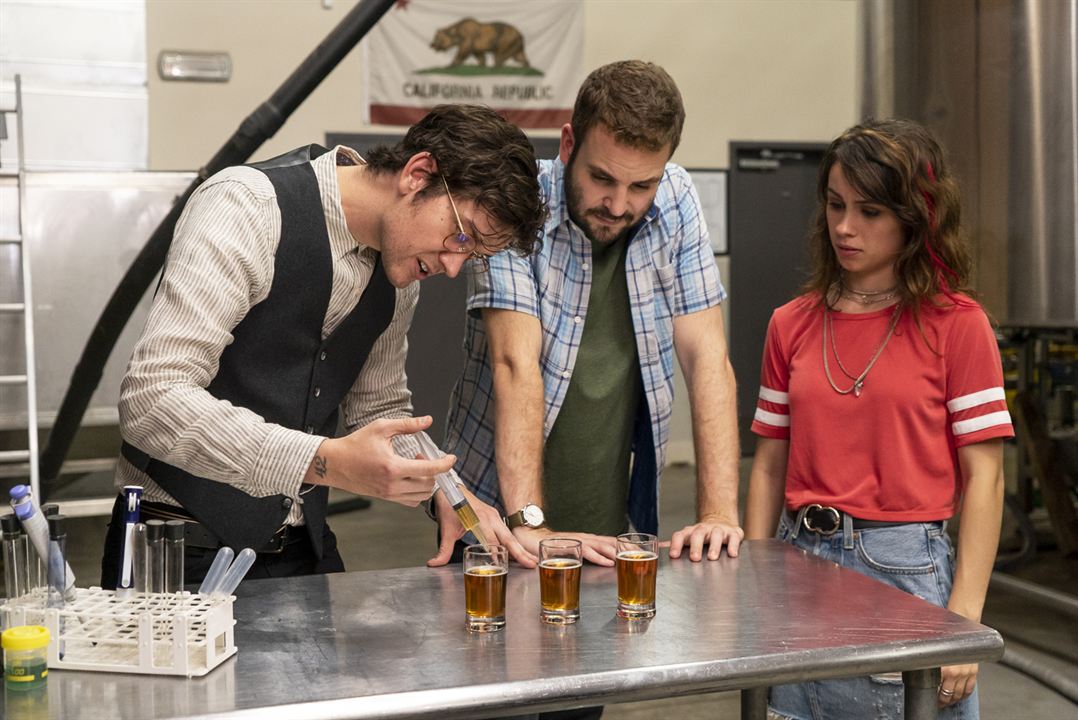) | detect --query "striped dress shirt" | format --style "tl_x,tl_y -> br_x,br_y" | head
116,146 -> 422,526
